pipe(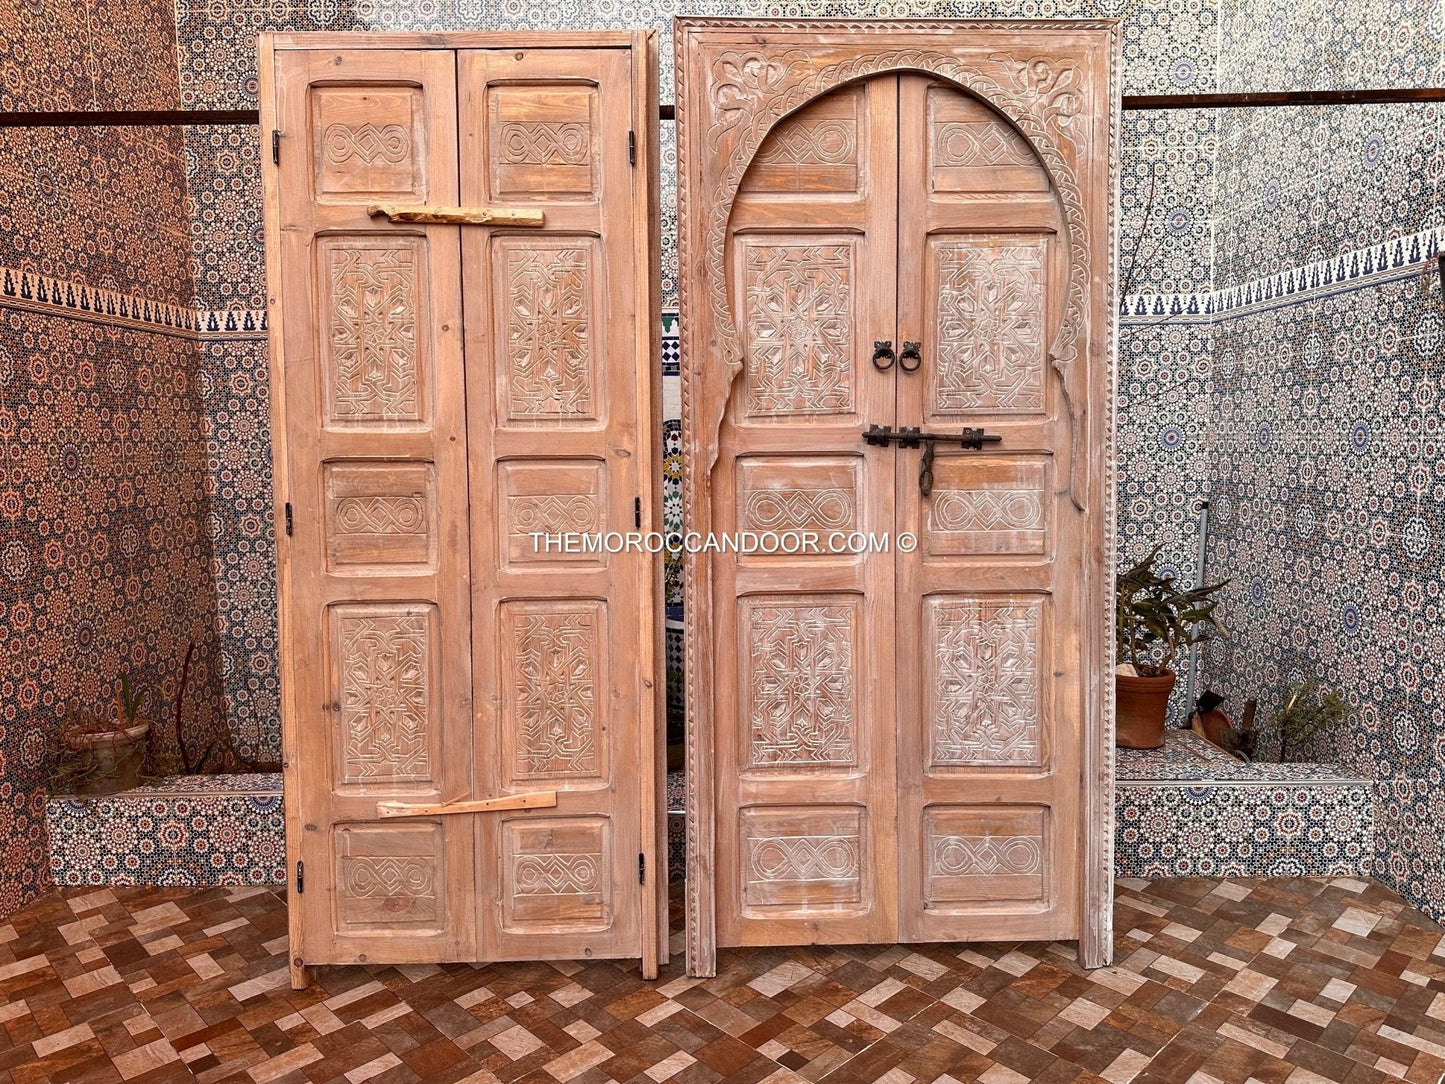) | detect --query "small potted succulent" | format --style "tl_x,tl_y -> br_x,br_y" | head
57,670 -> 154,795
1115,545 -> 1228,748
